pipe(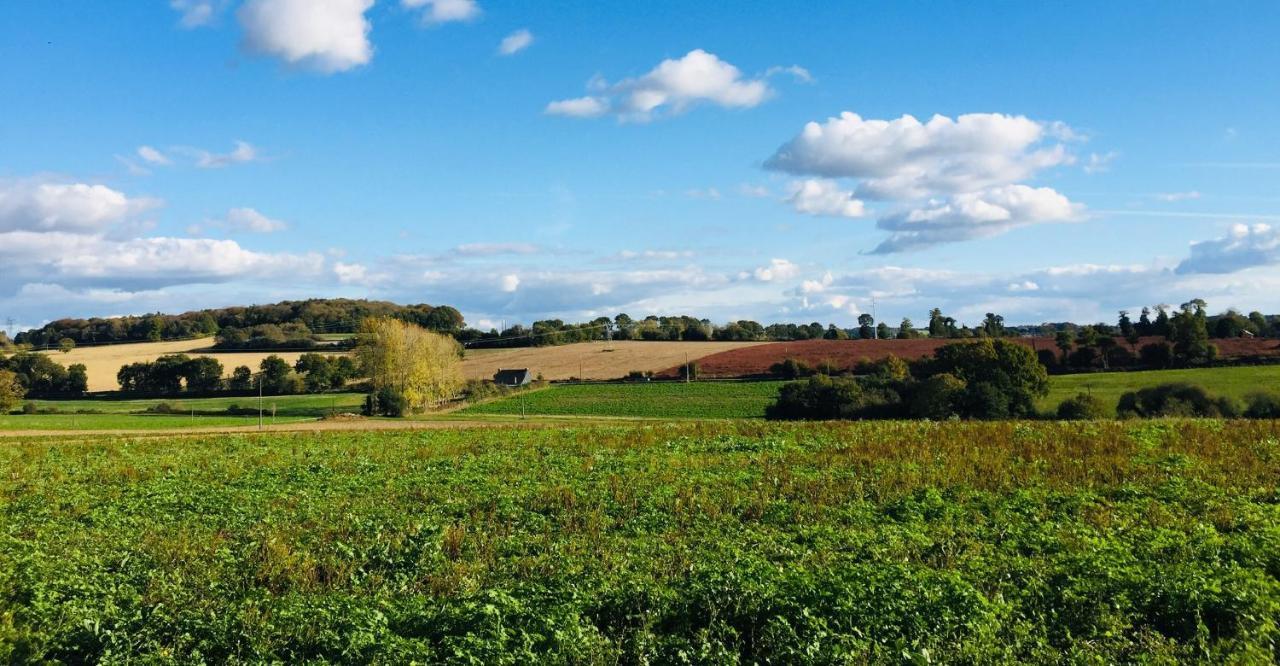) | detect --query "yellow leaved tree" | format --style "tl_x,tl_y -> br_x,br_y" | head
355,317 -> 463,415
